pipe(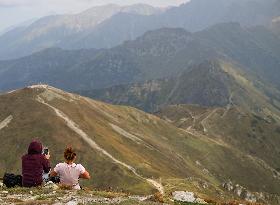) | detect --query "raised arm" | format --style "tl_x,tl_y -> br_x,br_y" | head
42,154 -> 51,173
